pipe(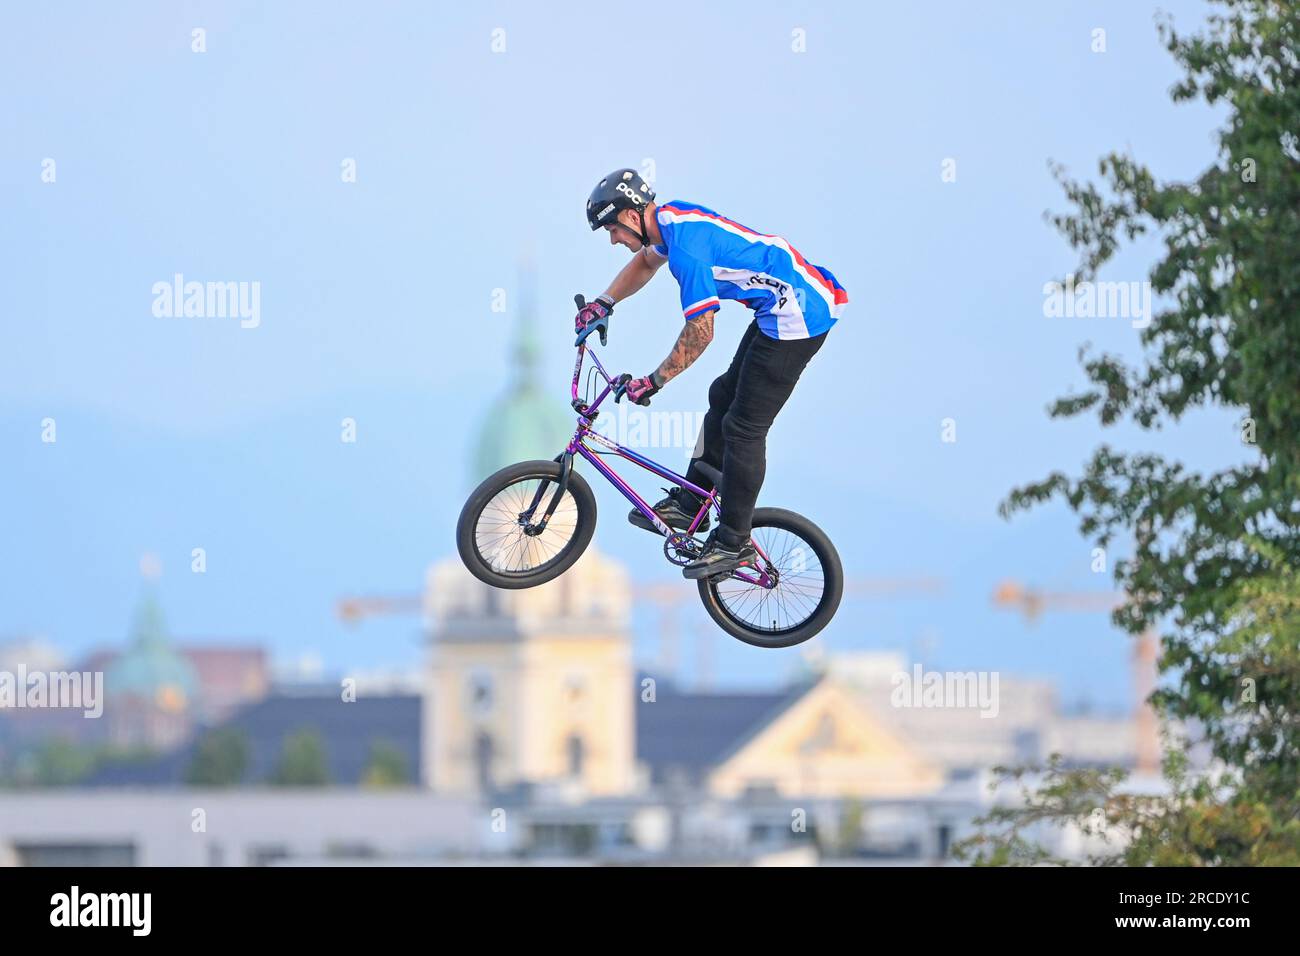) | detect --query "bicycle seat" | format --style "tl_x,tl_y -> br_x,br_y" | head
694,462 -> 723,492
